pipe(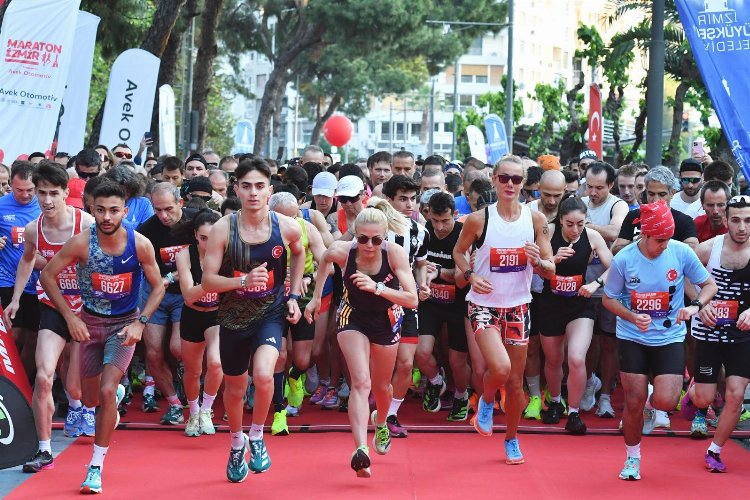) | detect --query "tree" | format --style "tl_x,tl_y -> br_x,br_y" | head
192,0 -> 225,151
528,80 -> 568,158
